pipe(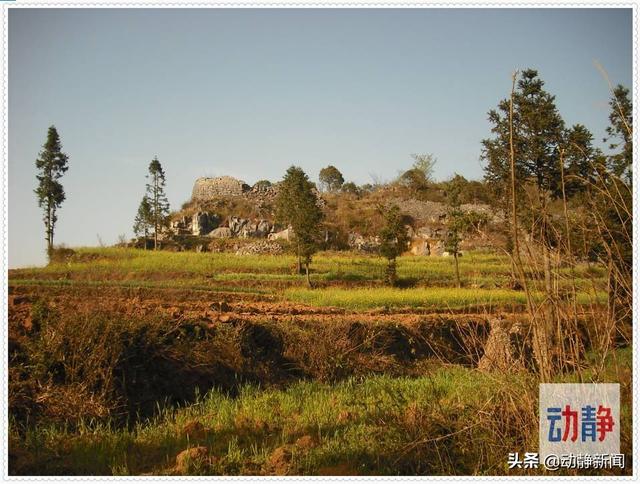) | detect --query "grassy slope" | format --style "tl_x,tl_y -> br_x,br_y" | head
10,348 -> 631,476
